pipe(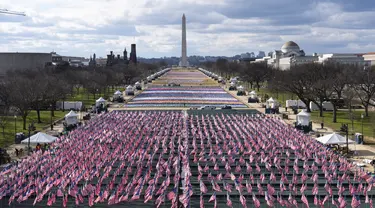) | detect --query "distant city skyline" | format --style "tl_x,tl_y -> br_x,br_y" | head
1,0 -> 375,58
